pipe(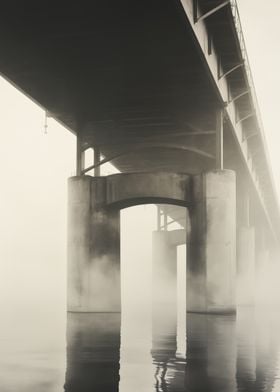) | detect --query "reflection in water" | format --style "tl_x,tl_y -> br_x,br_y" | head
119,311 -> 154,392
151,309 -> 178,392
236,309 -> 257,391
64,313 -> 121,392
186,313 -> 237,392
3,307 -> 280,391
236,308 -> 280,392
64,308 -> 280,392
